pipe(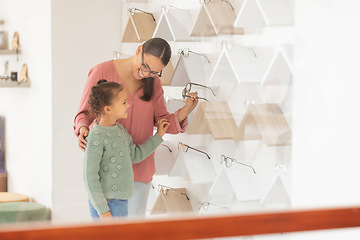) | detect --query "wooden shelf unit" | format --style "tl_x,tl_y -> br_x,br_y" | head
150,188 -> 193,215
191,0 -> 244,37
0,49 -> 21,55
234,103 -> 291,146
0,81 -> 30,88
121,11 -> 157,42
187,101 -> 237,140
